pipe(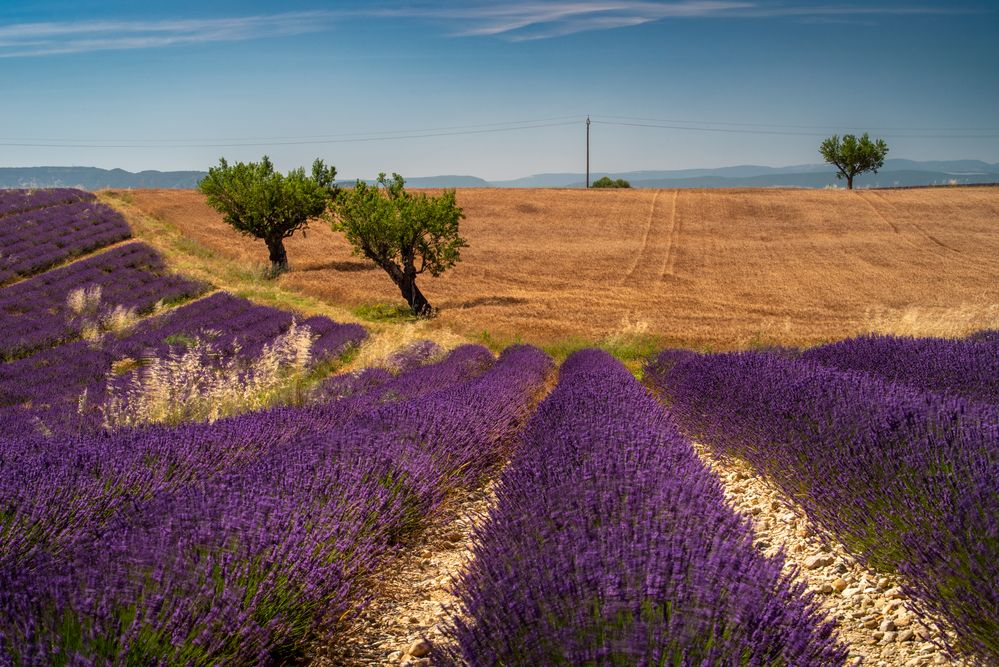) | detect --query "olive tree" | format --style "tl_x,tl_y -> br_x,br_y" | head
198,155 -> 337,276
819,133 -> 889,190
329,173 -> 466,316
